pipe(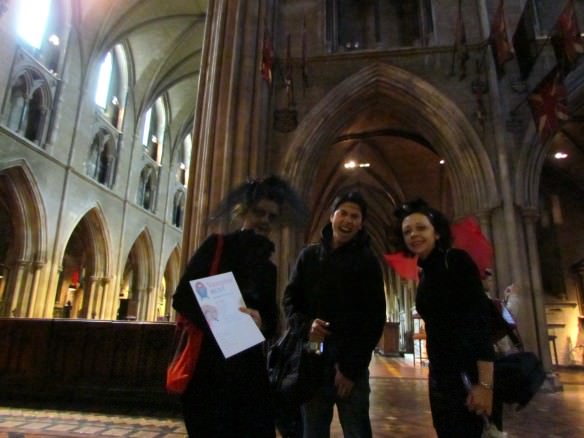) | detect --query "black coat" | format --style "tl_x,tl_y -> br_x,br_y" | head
172,229 -> 278,437
416,247 -> 495,377
283,223 -> 386,381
